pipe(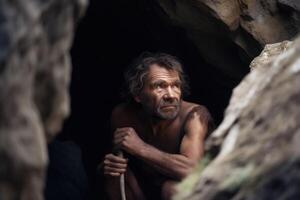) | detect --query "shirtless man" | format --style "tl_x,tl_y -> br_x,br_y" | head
103,53 -> 213,200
